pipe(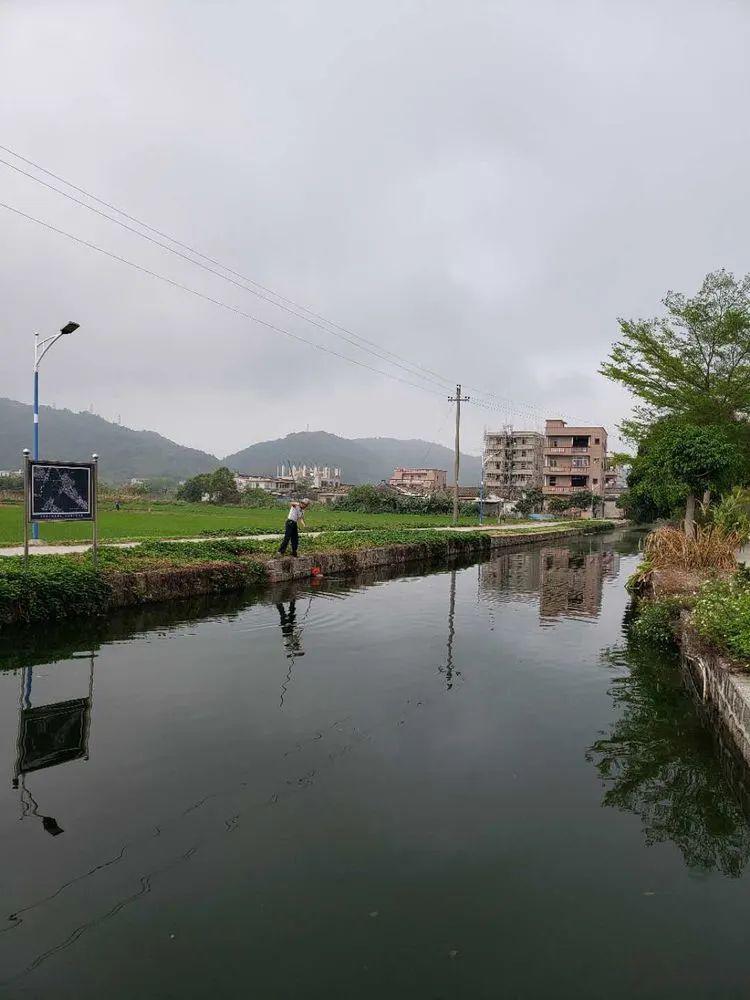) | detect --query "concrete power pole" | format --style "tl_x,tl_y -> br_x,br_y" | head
449,384 -> 470,524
